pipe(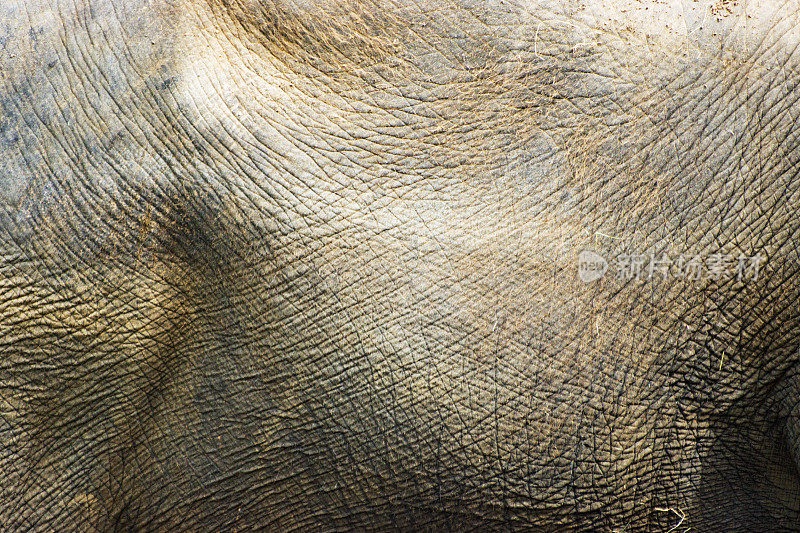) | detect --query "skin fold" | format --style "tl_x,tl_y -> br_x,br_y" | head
1,0 -> 799,530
